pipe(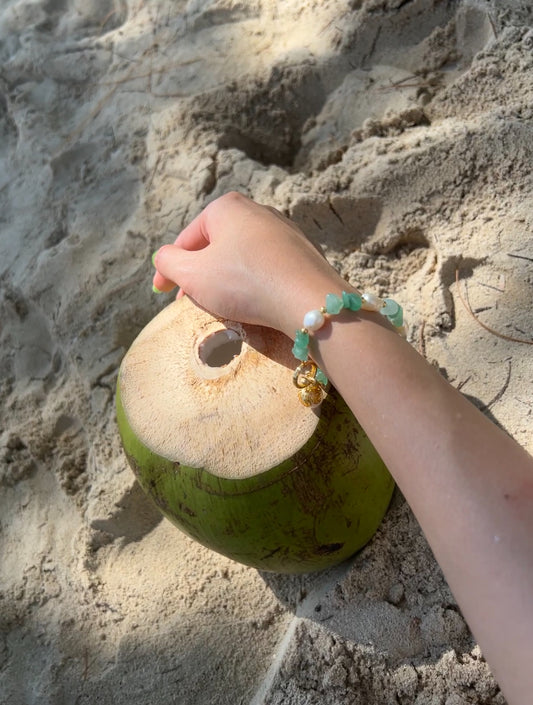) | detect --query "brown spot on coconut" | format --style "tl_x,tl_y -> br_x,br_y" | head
116,296 -> 394,573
